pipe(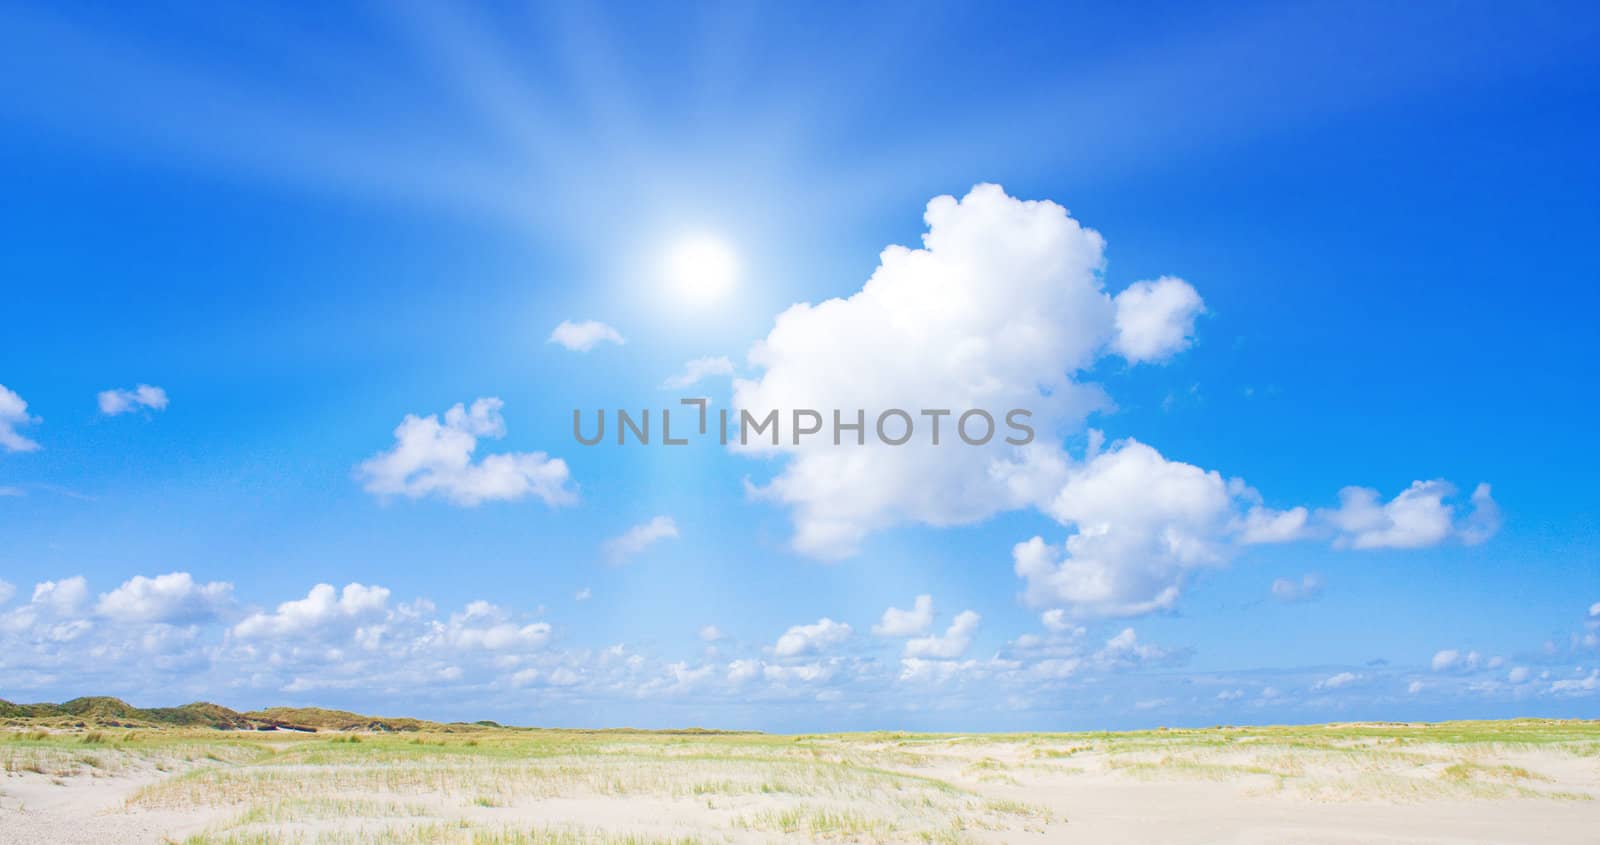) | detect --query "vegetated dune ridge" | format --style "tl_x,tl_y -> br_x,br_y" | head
1,698 -> 1597,845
